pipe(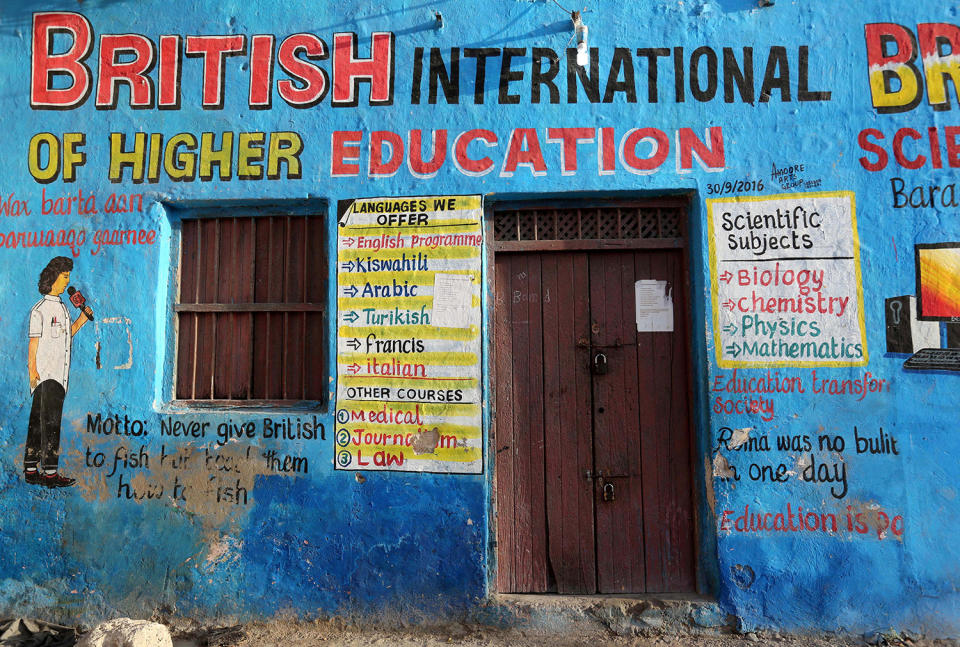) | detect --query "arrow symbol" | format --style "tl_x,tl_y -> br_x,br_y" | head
723,299 -> 737,311
347,362 -> 362,375
341,261 -> 354,272
346,338 -> 361,350
719,271 -> 733,284
341,237 -> 356,248
343,285 -> 359,298
725,342 -> 742,358
343,311 -> 359,323
722,323 -> 738,335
